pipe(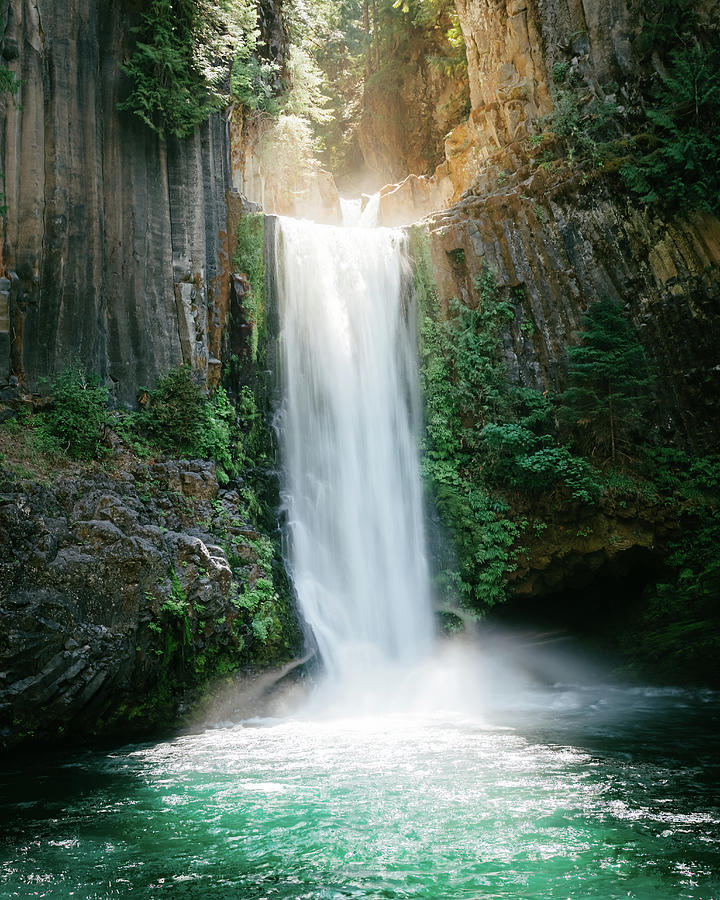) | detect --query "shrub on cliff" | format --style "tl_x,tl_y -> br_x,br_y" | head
119,0 -> 264,139
42,364 -> 110,460
141,365 -> 206,451
139,366 -> 238,482
620,42 -> 720,215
